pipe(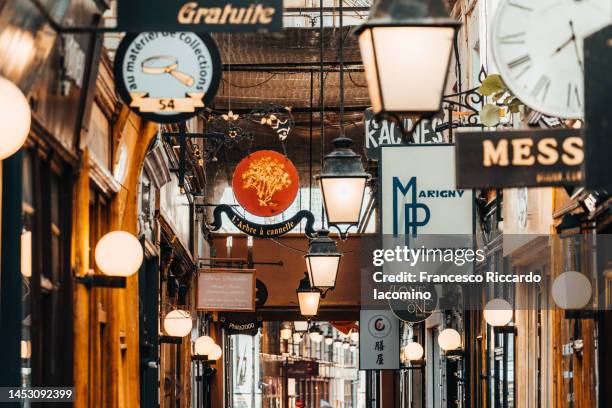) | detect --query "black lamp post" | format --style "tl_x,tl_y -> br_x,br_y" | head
305,230 -> 342,291
317,138 -> 370,237
355,0 -> 461,117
